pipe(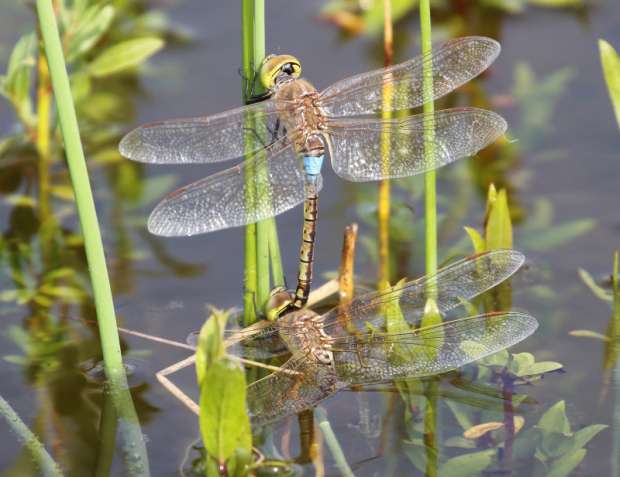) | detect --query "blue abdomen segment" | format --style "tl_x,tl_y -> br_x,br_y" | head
303,155 -> 325,176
